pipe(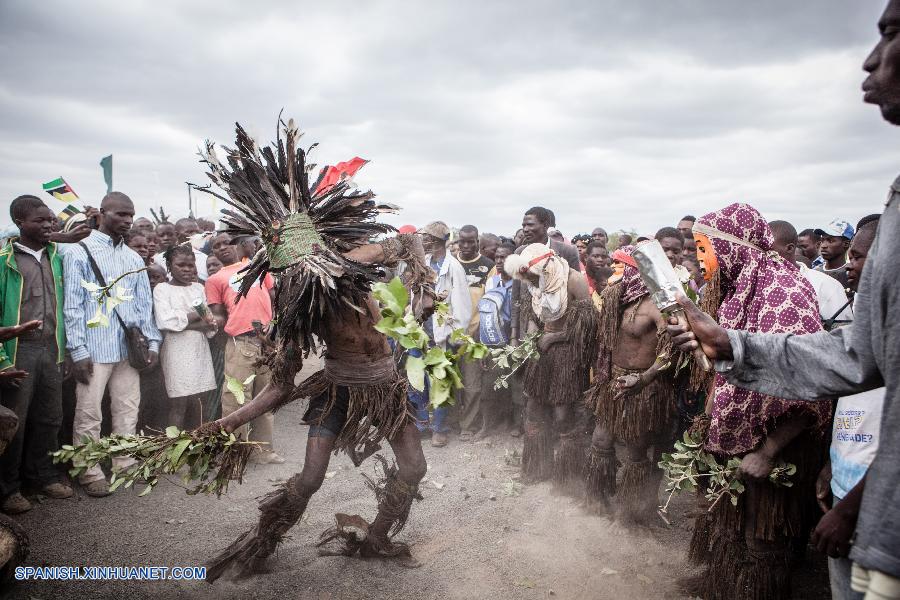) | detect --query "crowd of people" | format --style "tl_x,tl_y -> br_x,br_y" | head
0,191 -> 879,597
